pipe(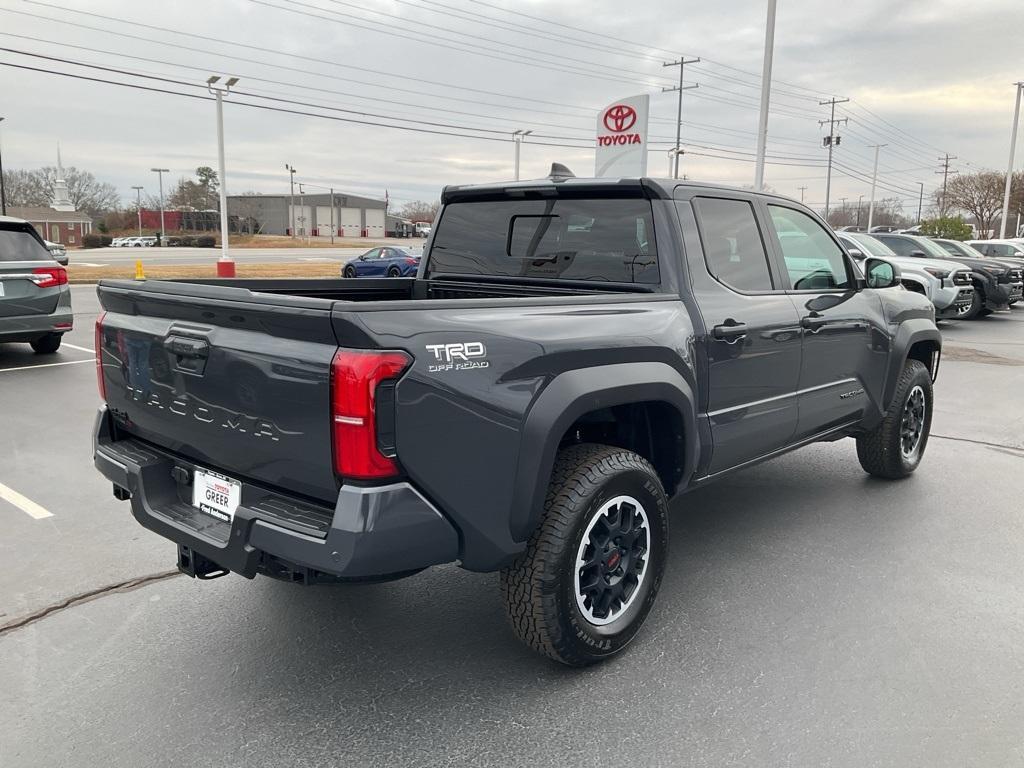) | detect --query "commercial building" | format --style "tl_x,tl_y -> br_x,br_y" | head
226,192 -> 387,237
